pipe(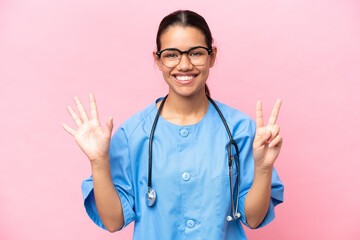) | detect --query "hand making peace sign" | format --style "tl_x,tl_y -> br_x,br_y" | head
252,99 -> 283,169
